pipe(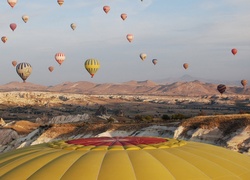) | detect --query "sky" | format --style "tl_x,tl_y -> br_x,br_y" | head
1,0 -> 250,86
